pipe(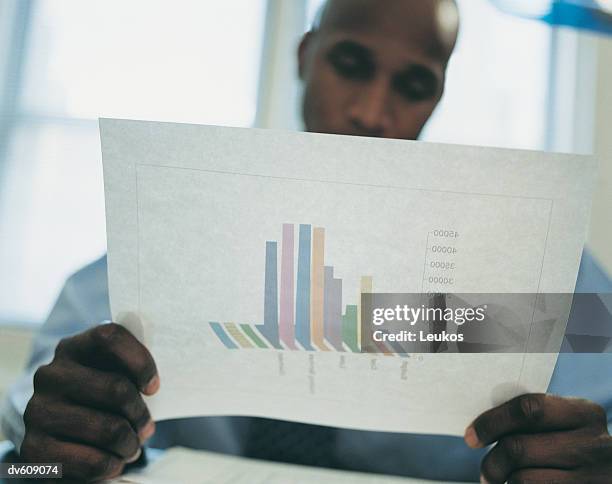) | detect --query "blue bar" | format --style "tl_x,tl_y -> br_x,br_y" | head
257,241 -> 281,349
296,224 -> 313,350
209,322 -> 238,349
